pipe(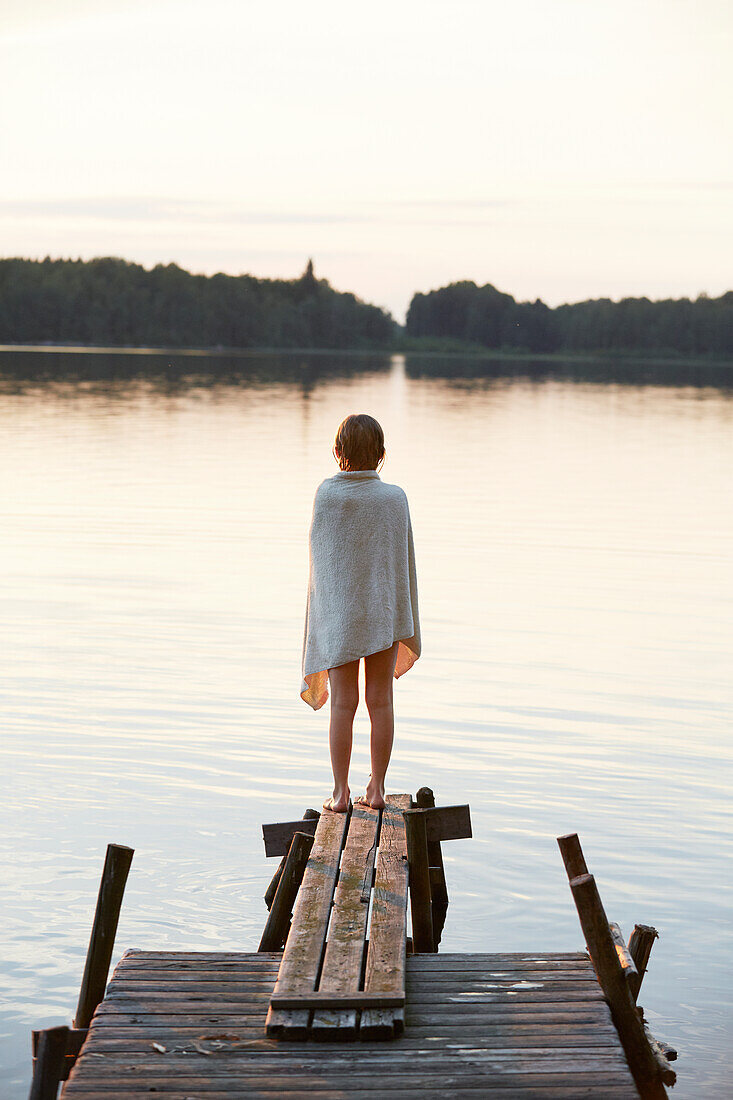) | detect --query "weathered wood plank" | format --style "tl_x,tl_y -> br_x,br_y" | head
63,1086 -> 638,1099
273,992 -> 403,1010
64,946 -> 639,1097
261,817 -> 320,858
418,803 -> 472,843
265,808 -> 350,1037
345,795 -> 411,1038
59,1082 -> 638,1100
311,801 -> 380,1038
77,1029 -> 626,1058
608,922 -> 638,986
